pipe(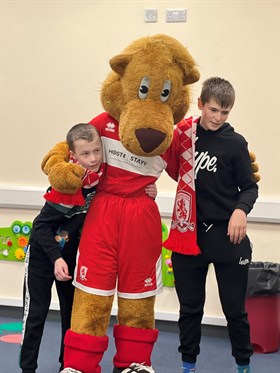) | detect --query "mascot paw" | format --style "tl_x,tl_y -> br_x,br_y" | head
113,363 -> 155,373
41,141 -> 70,174
249,151 -> 260,182
47,162 -> 84,194
41,141 -> 84,194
